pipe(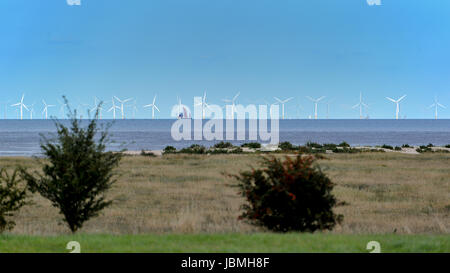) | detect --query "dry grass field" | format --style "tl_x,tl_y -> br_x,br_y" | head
0,152 -> 449,235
